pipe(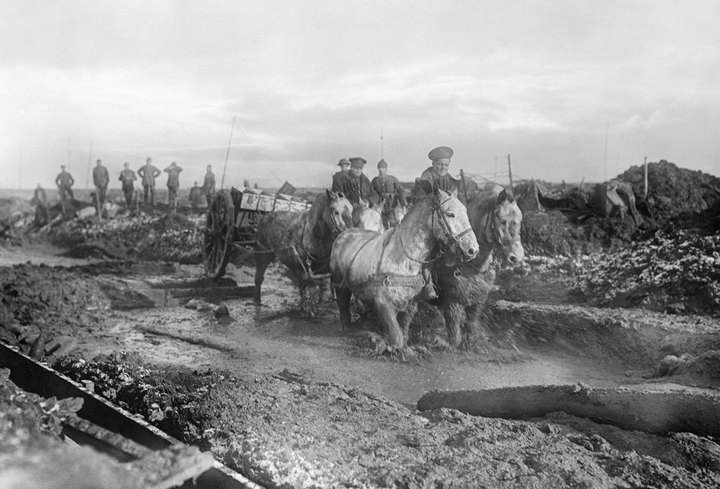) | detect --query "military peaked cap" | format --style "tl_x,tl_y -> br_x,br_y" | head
377,159 -> 388,168
349,157 -> 367,168
338,158 -> 350,167
428,146 -> 454,161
